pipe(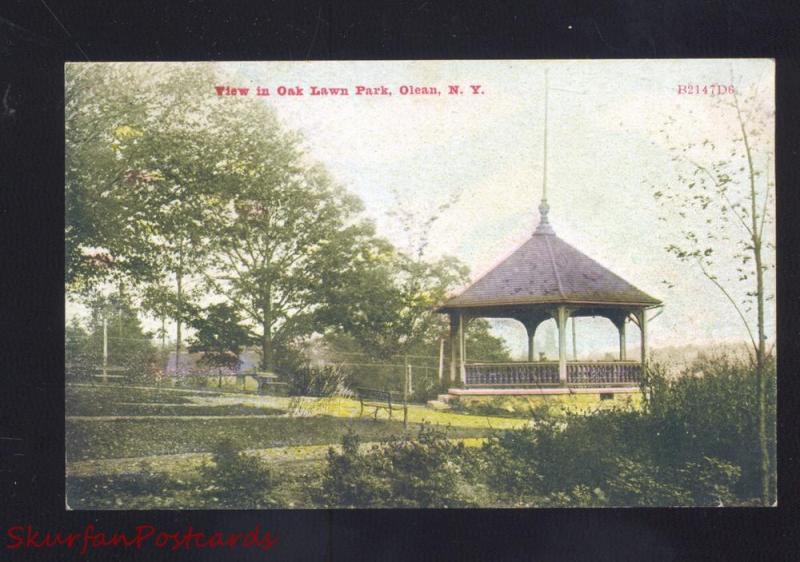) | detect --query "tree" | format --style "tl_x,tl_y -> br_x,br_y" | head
318,250 -> 470,360
464,319 -> 512,362
189,303 -> 250,387
649,74 -> 774,504
203,101 -> 381,370
66,63 -> 238,365
65,63 -> 165,290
